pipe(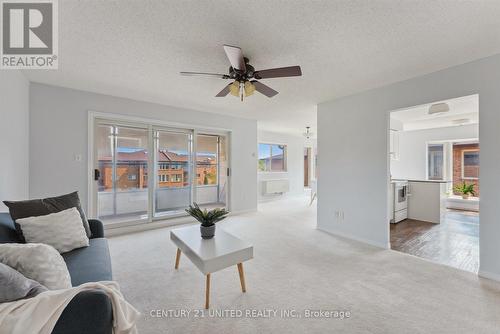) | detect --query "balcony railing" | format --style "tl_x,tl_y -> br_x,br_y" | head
97,185 -> 225,222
